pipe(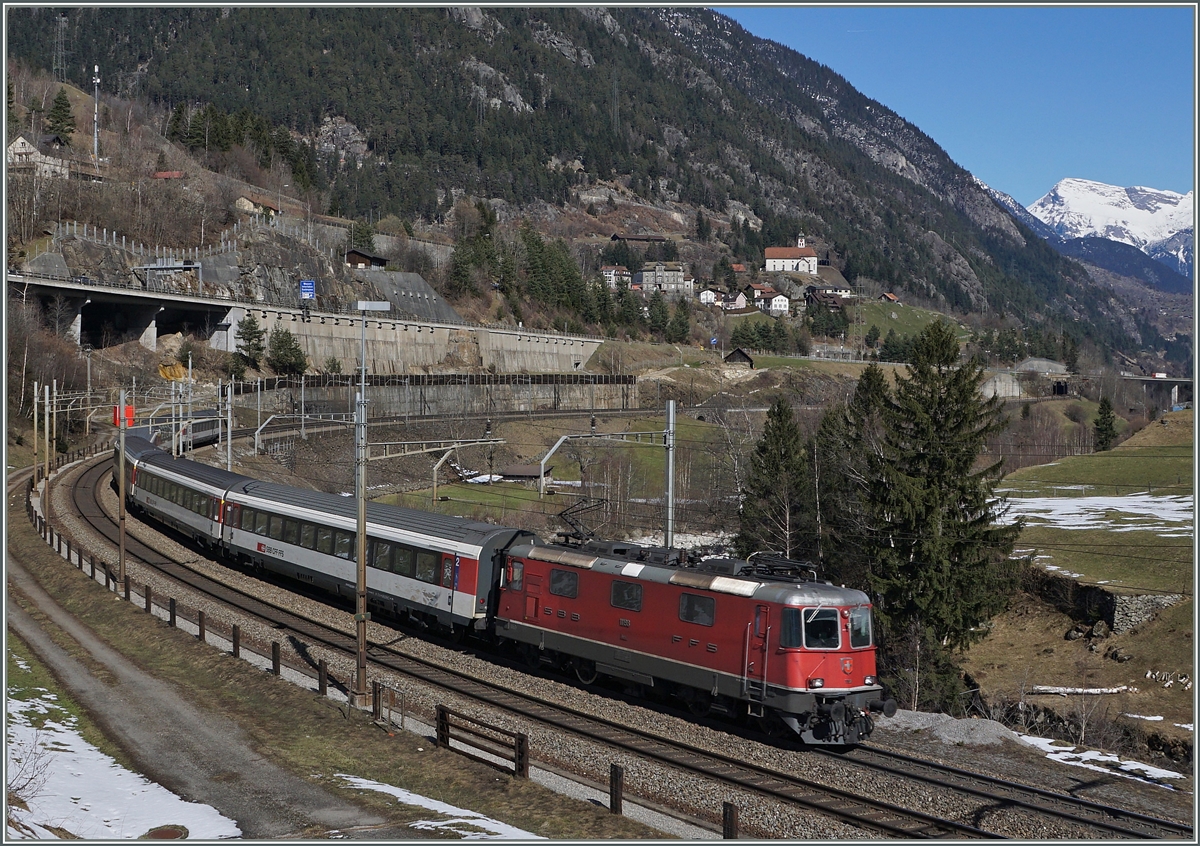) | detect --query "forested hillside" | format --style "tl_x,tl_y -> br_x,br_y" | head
4,6 -> 1177,362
